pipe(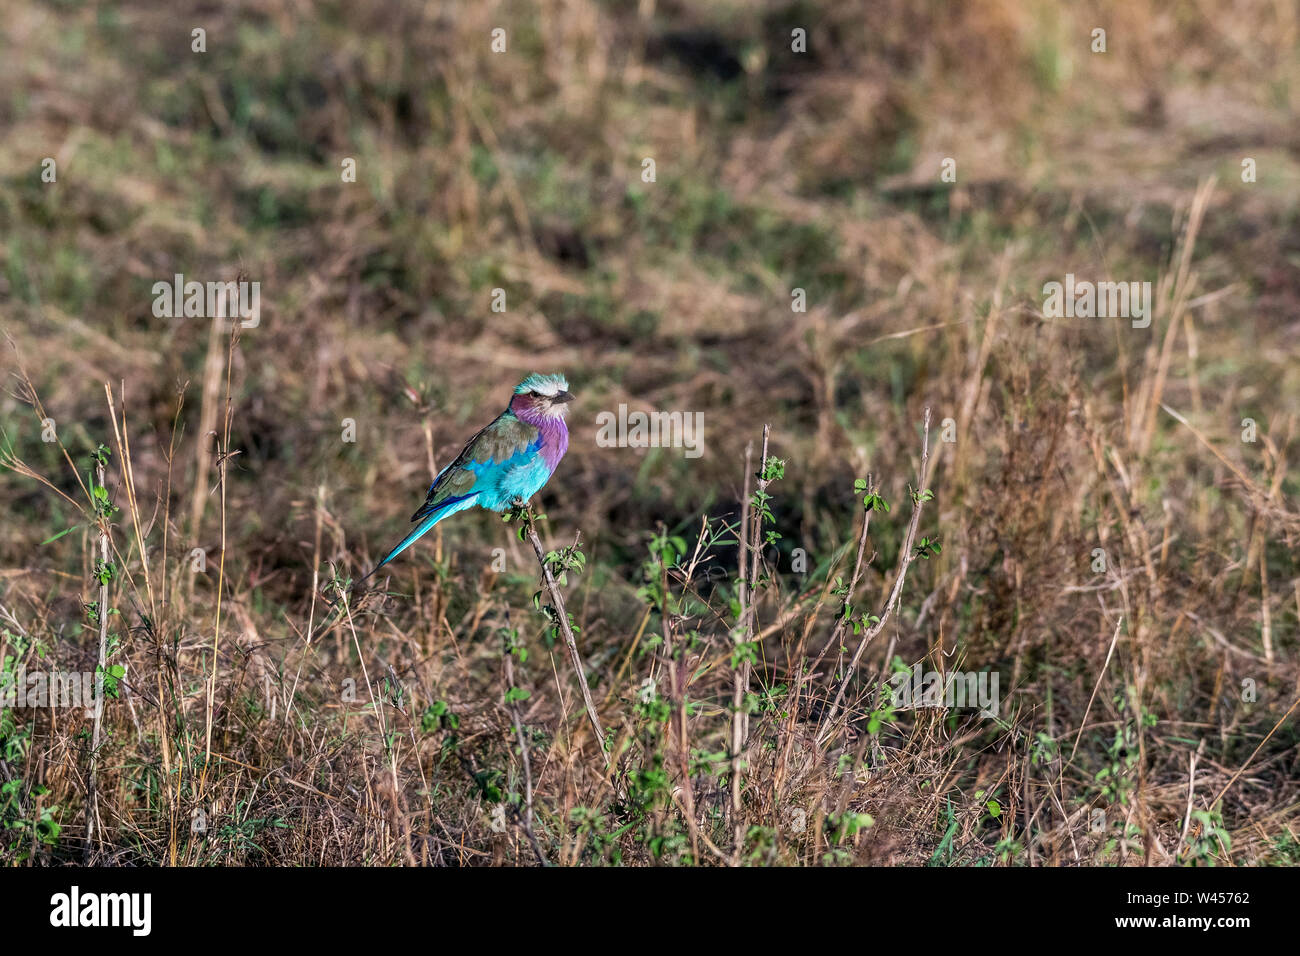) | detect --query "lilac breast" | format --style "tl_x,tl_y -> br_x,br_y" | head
536,417 -> 569,472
